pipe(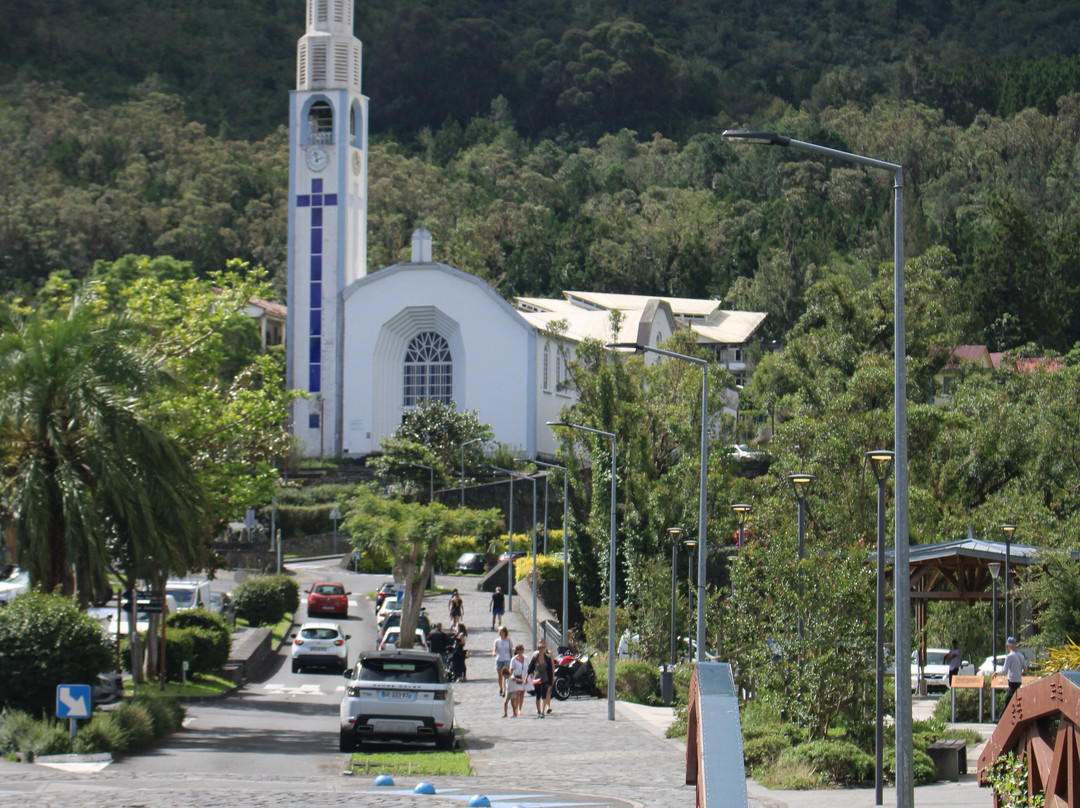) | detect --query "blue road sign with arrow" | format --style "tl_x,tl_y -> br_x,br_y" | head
56,684 -> 92,719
